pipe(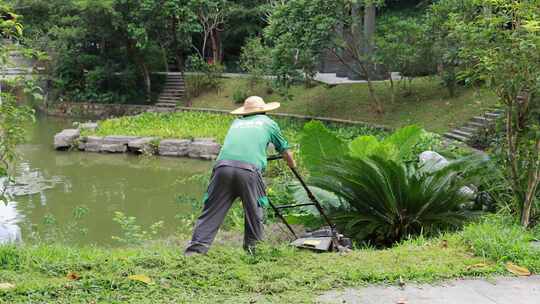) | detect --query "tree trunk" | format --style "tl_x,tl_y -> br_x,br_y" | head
160,44 -> 169,72
127,40 -> 152,102
521,139 -> 540,227
351,2 -> 363,50
359,62 -> 383,114
140,61 -> 151,102
363,4 -> 376,56
389,74 -> 395,104
210,28 -> 221,64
